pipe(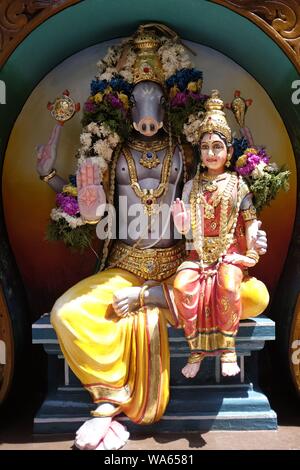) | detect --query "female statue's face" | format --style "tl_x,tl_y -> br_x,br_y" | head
200,133 -> 228,173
